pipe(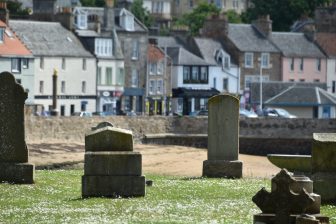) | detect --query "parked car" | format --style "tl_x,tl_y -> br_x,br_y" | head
126,111 -> 137,116
239,108 -> 258,118
189,110 -> 208,116
263,107 -> 297,118
71,111 -> 92,117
